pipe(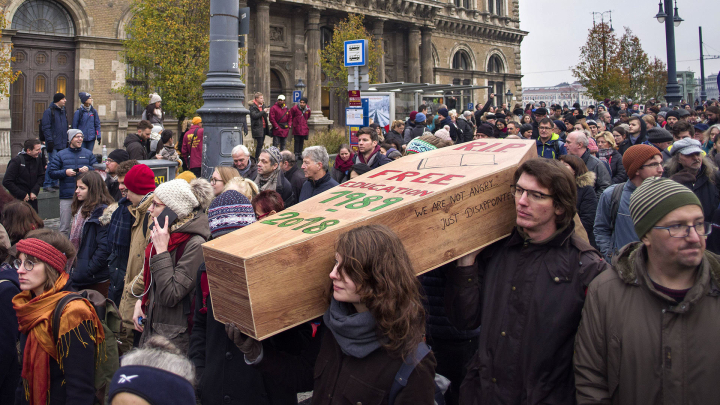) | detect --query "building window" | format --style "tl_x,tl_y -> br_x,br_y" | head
487,54 -> 504,73
452,51 -> 471,70
34,102 -> 46,132
35,75 -> 46,93
125,63 -> 148,117
11,74 -> 25,131
11,0 -> 75,36
320,27 -> 333,51
488,0 -> 504,15
455,0 -> 470,8
56,76 -> 67,95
